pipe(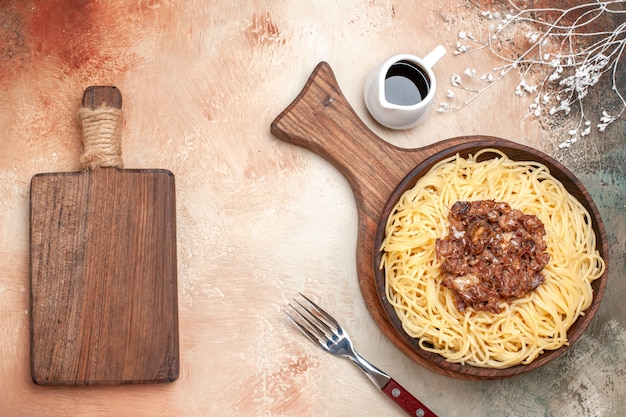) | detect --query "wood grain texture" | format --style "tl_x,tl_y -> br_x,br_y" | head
29,87 -> 179,385
83,85 -> 123,110
271,62 -> 609,380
